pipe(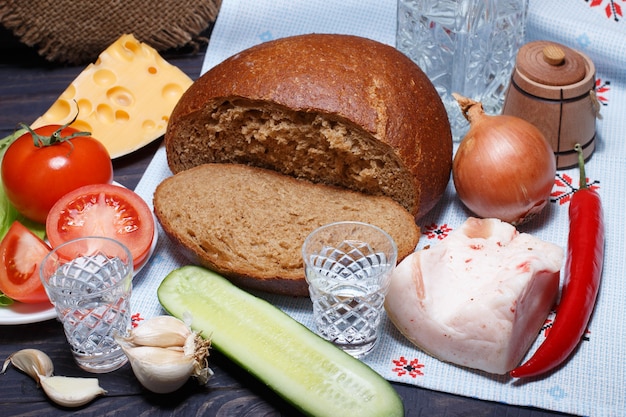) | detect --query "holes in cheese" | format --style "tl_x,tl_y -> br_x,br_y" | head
31,34 -> 193,159
162,83 -> 186,100
93,69 -> 116,86
77,99 -> 92,115
142,120 -> 157,131
106,86 -> 135,107
115,110 -> 130,123
96,104 -> 114,124
43,99 -> 72,121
